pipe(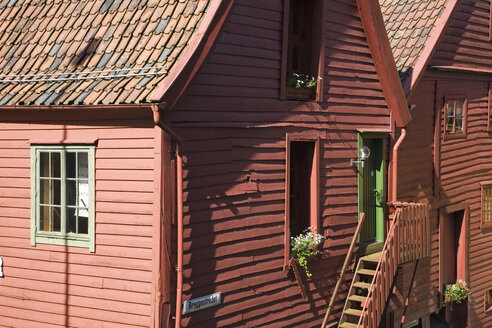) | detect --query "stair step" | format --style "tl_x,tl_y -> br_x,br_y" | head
348,294 -> 368,304
353,282 -> 372,289
339,322 -> 358,328
360,252 -> 382,263
344,308 -> 362,317
357,268 -> 376,276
